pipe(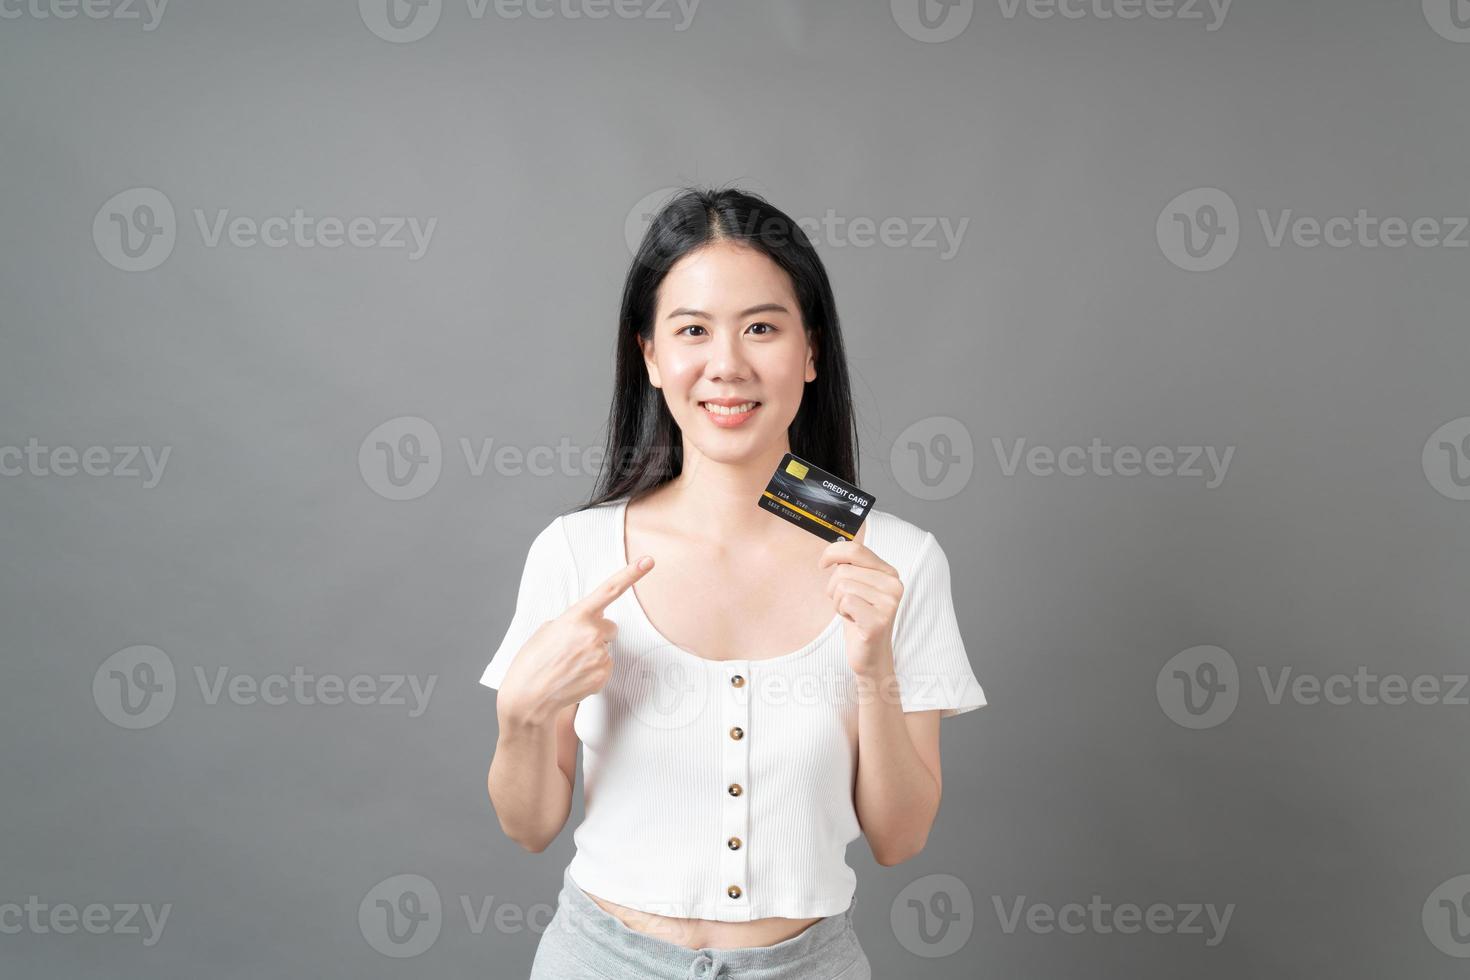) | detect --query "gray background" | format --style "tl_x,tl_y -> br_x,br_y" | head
3,0 -> 1469,977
